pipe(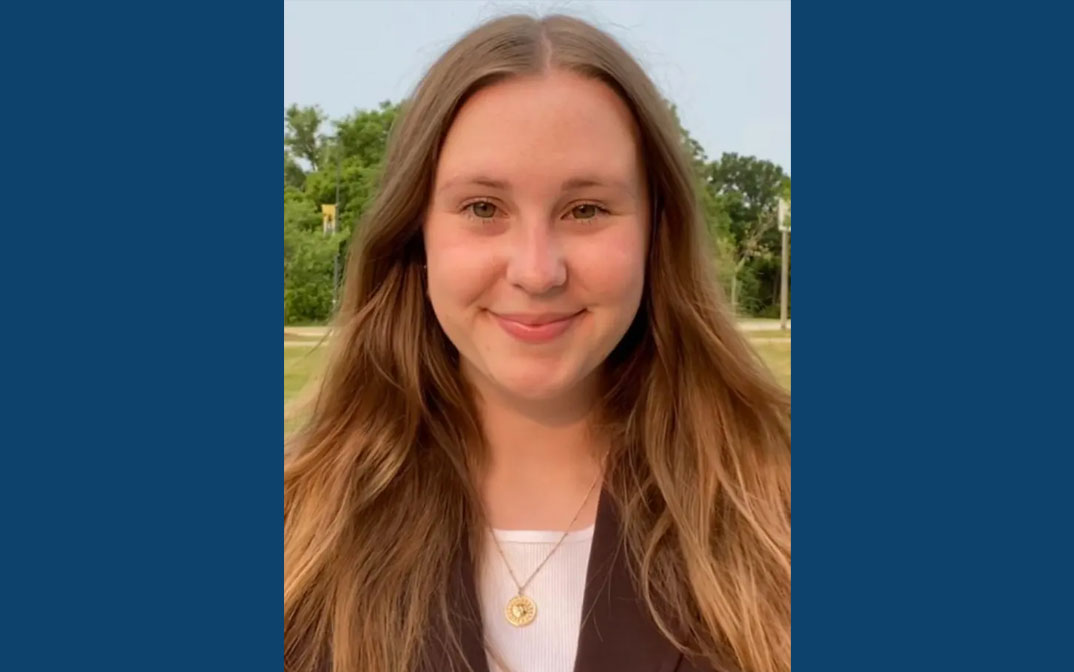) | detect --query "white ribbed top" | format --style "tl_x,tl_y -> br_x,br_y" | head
477,525 -> 596,672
